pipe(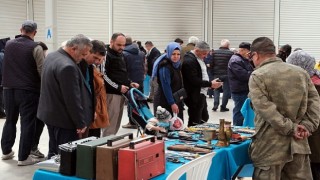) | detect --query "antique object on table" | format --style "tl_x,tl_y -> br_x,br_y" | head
215,119 -> 228,147
224,121 -> 232,146
58,136 -> 98,176
202,128 -> 217,148
167,144 -> 212,154
118,136 -> 165,180
96,133 -> 134,180
76,135 -> 121,179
